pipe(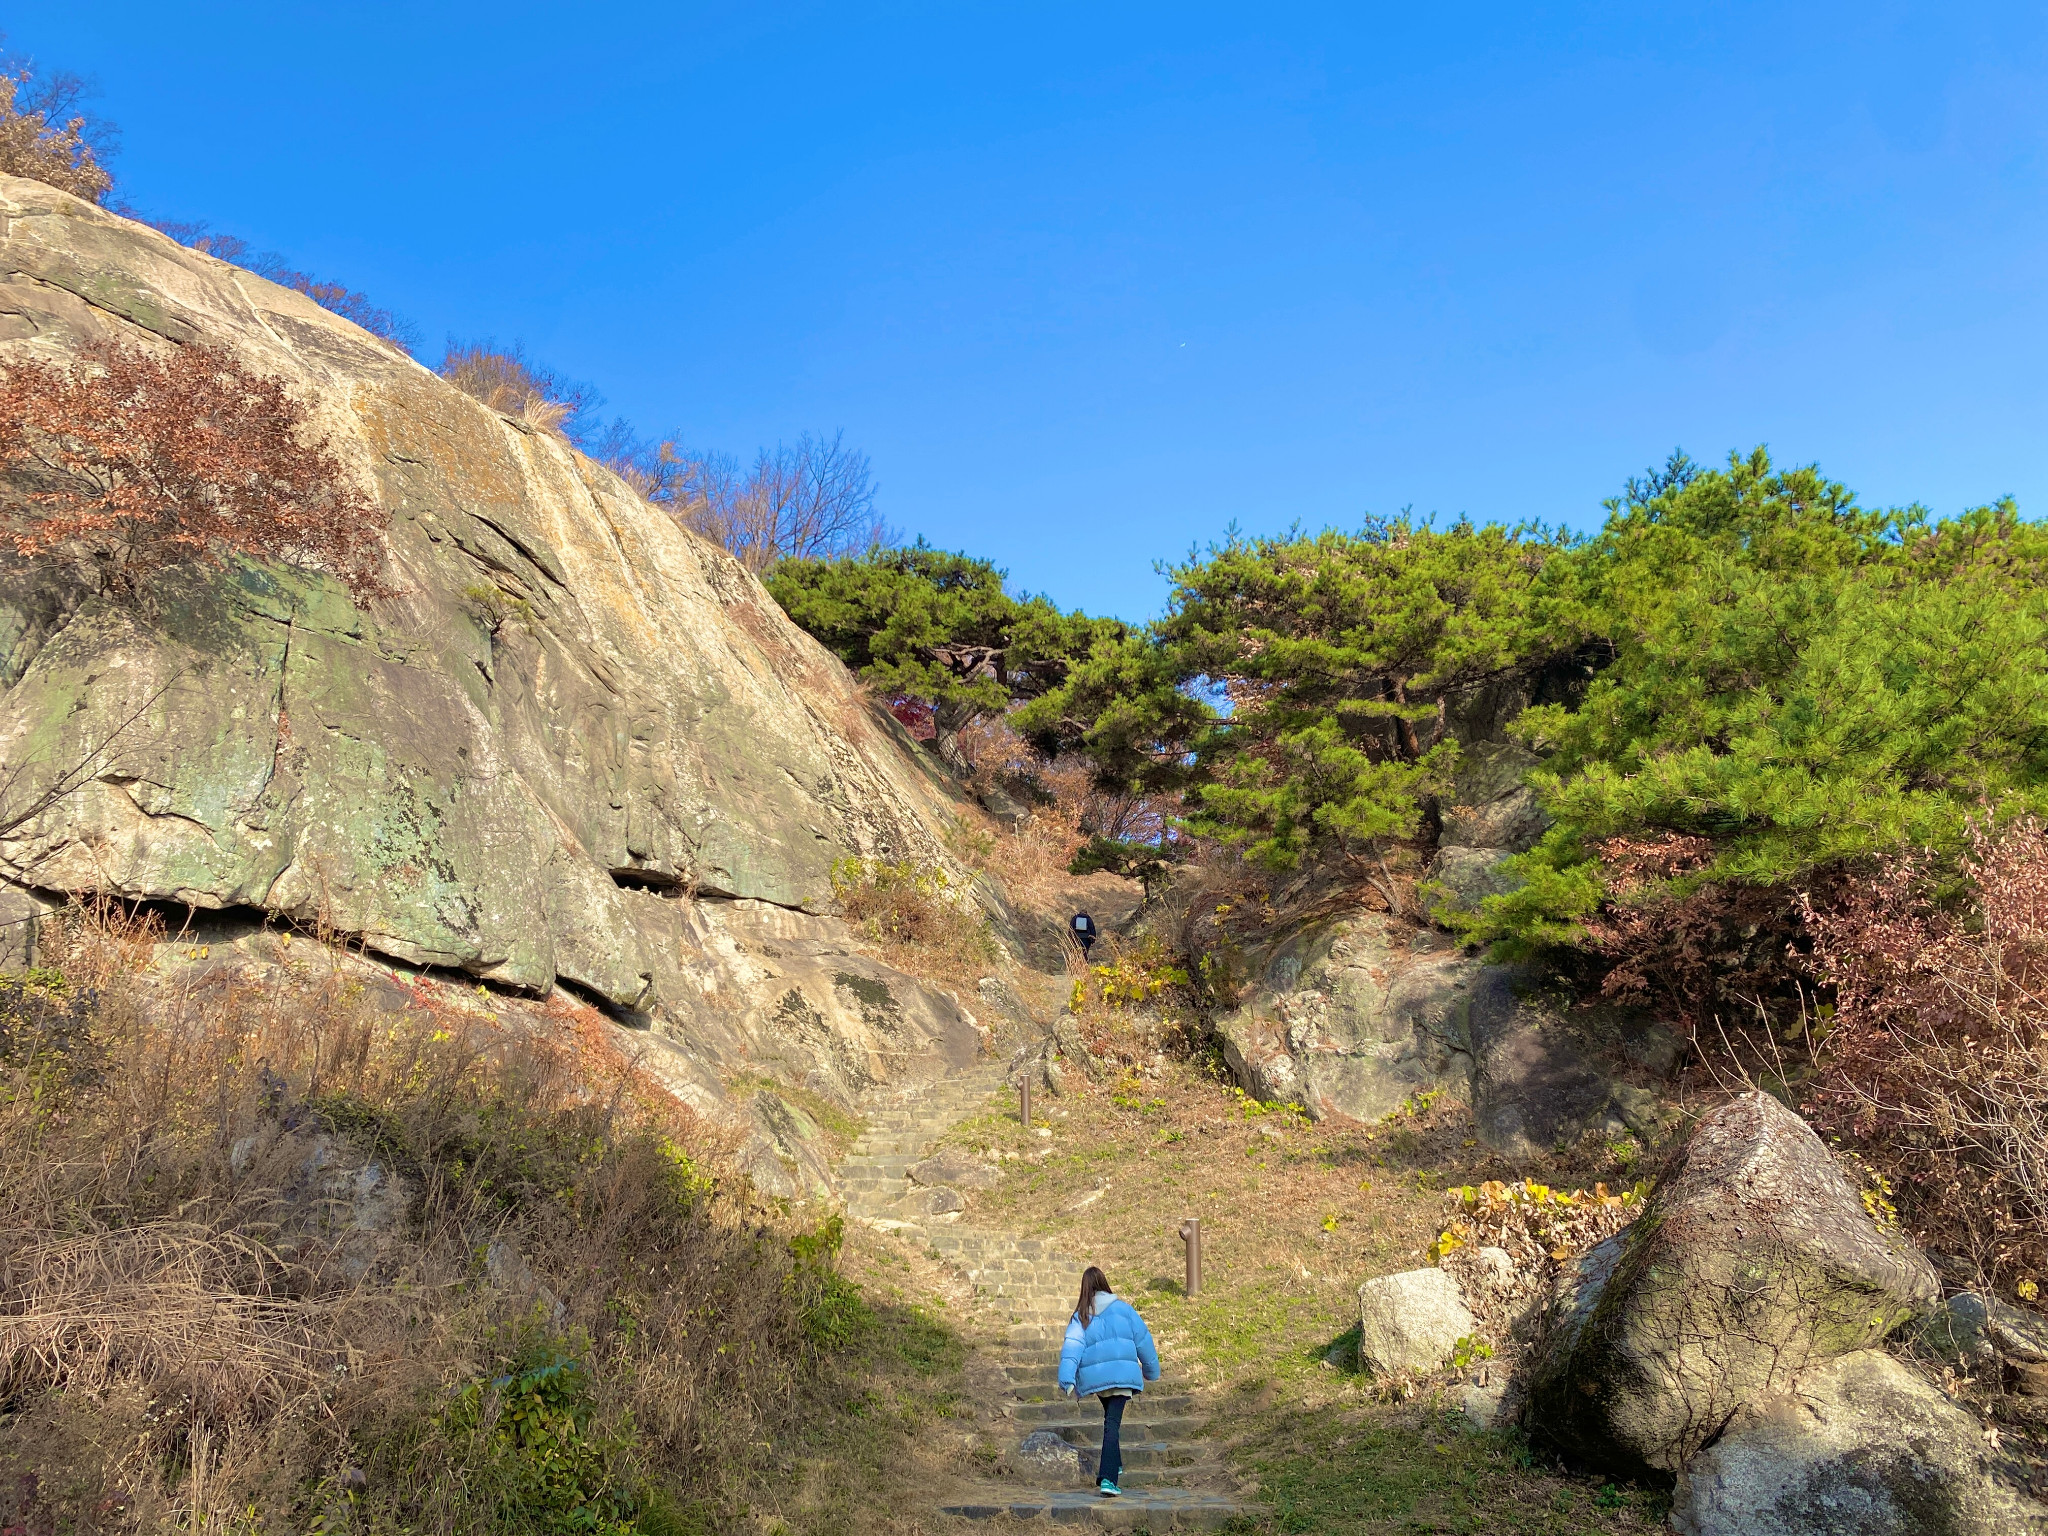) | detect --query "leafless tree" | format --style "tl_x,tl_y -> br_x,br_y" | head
603,429 -> 889,572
